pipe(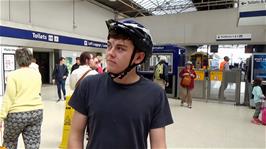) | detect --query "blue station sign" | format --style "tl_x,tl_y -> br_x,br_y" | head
0,25 -> 107,49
